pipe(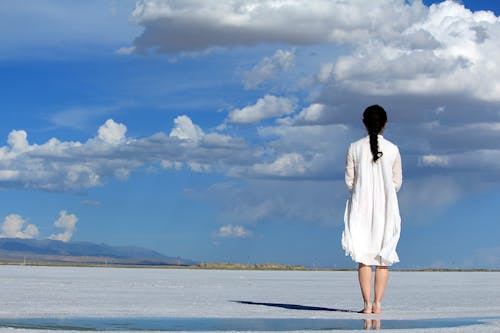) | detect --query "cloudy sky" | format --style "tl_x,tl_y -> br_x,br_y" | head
1,0 -> 499,269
